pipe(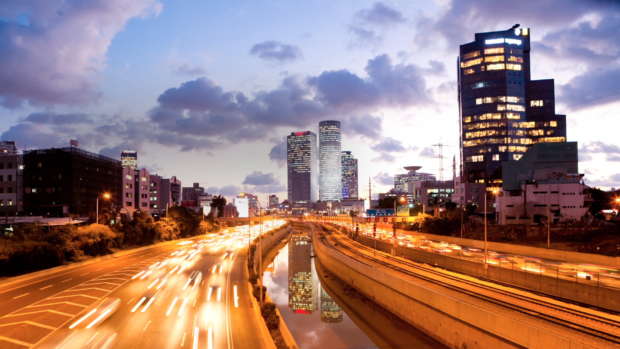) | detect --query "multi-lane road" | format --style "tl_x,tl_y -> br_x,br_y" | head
0,226 -> 276,349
